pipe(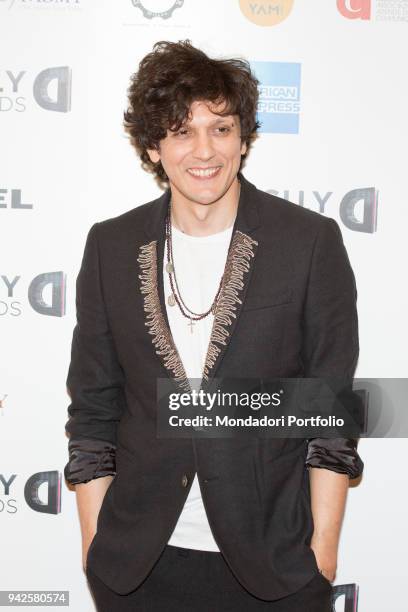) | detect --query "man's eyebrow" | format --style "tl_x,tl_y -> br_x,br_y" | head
211,117 -> 235,125
184,117 -> 234,127
176,116 -> 236,129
